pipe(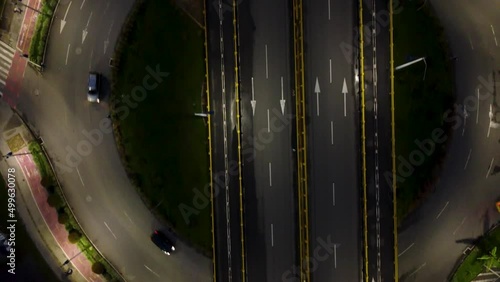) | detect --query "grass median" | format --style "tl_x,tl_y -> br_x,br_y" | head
110,0 -> 210,254
28,0 -> 57,65
394,0 -> 455,225
451,225 -> 500,282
